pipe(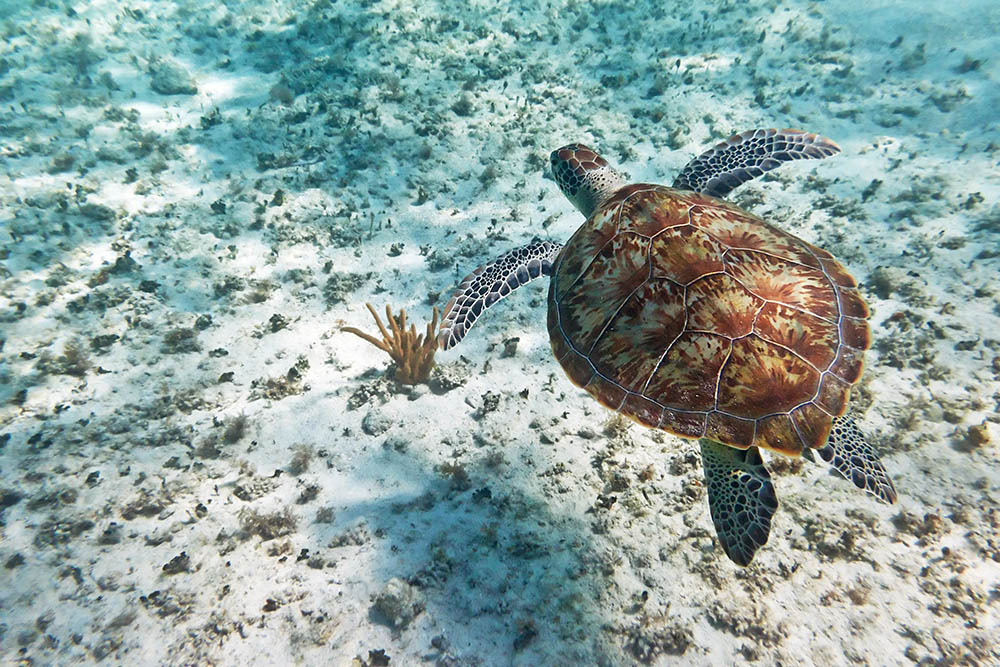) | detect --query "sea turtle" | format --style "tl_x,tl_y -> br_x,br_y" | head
438,129 -> 896,566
